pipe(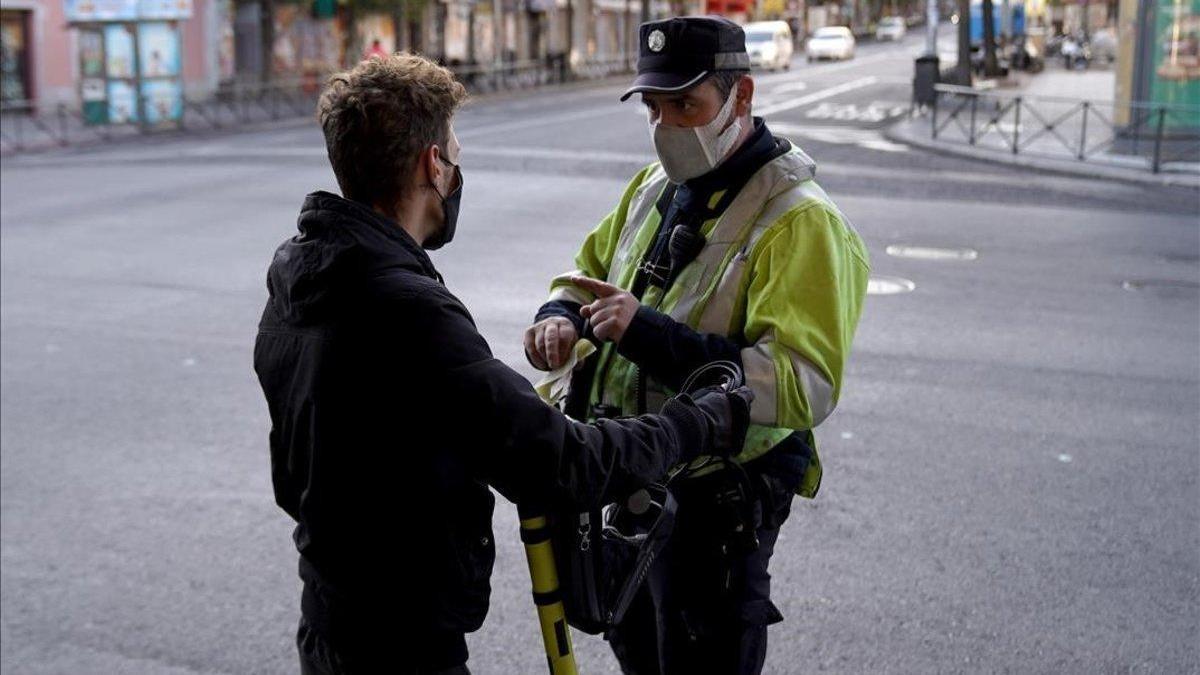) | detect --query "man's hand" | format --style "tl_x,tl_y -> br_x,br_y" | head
688,385 -> 754,457
524,317 -> 579,371
571,276 -> 640,344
